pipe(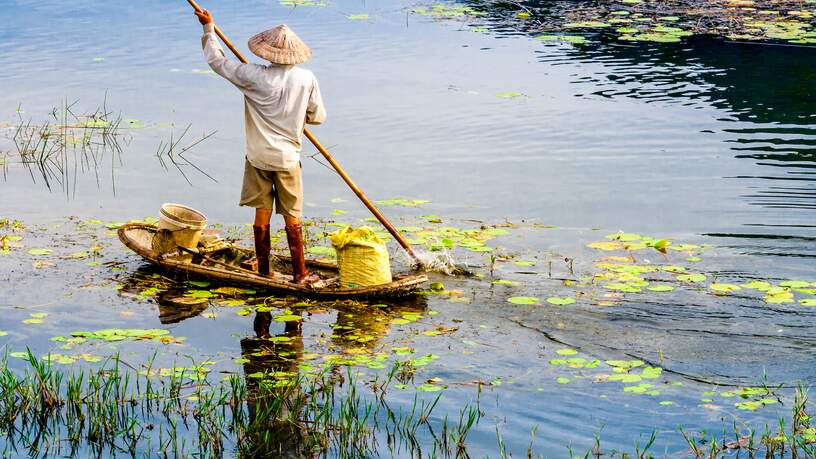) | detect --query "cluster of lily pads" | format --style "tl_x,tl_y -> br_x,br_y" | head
557,1 -> 816,44
3,214 -> 812,416
502,232 -> 815,310
411,0 -> 816,46
411,3 -> 486,19
546,347 -> 784,412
